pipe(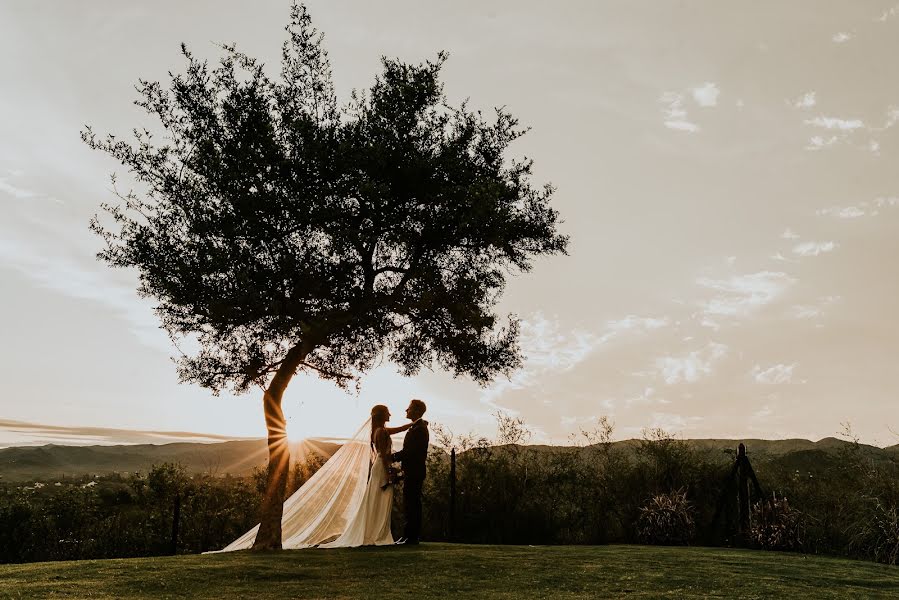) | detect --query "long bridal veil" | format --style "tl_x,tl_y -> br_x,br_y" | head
219,417 -> 373,551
